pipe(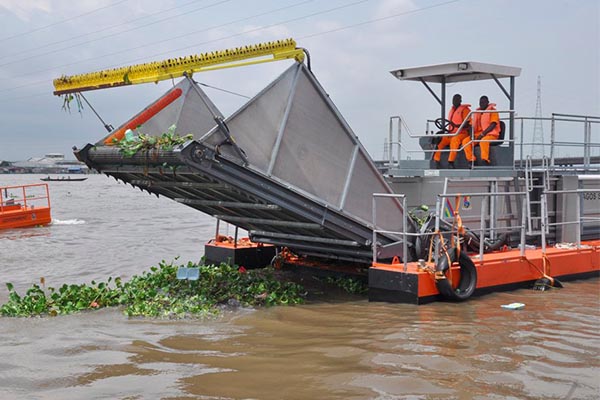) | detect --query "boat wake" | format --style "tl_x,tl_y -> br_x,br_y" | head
51,219 -> 86,225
